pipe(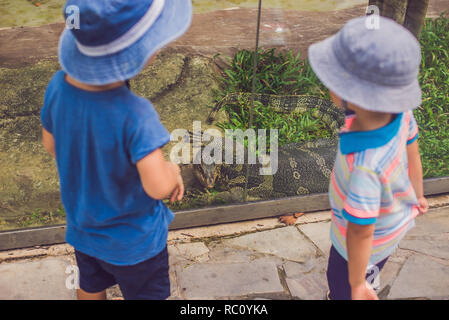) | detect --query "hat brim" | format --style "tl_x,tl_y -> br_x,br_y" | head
308,35 -> 422,113
59,0 -> 192,85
